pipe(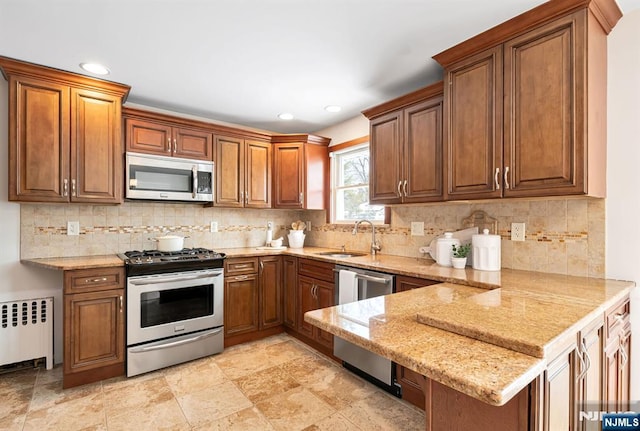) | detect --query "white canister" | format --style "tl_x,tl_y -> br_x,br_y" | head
472,229 -> 501,271
436,232 -> 460,267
